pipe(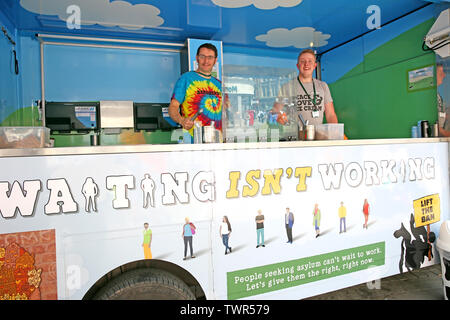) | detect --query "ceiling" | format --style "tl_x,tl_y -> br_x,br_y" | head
0,0 -> 444,54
